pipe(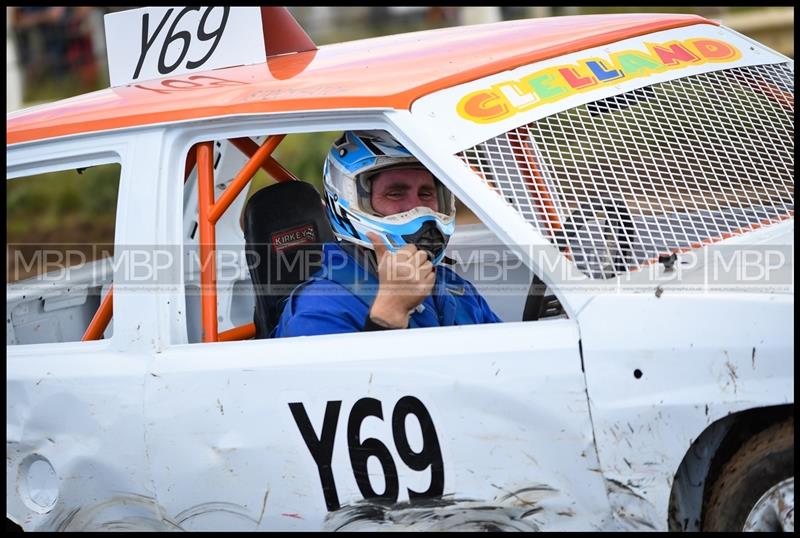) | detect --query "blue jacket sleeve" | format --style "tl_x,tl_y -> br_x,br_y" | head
441,266 -> 503,325
465,279 -> 503,323
273,279 -> 370,338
